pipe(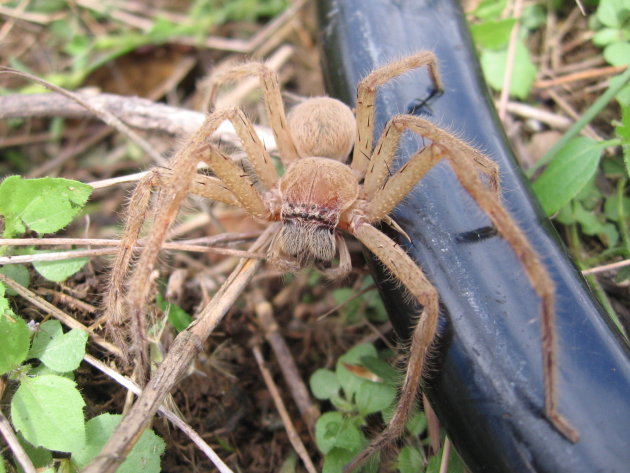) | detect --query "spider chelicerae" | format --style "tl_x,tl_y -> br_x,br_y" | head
103,51 -> 579,471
